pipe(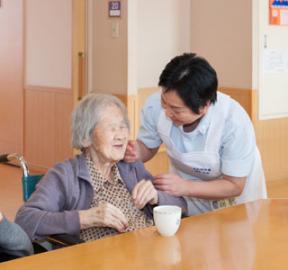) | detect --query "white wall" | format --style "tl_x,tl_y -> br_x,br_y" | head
256,0 -> 288,119
128,0 -> 191,94
25,0 -> 72,88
